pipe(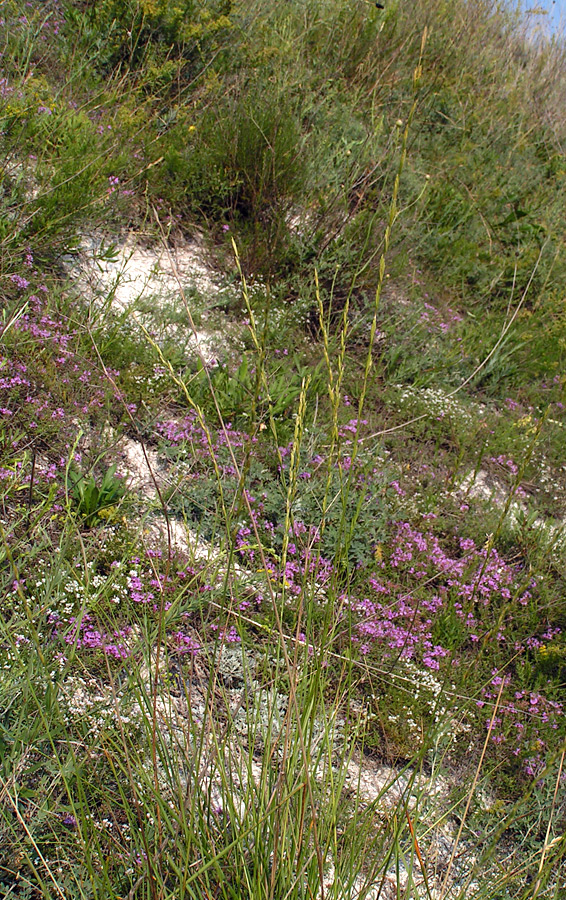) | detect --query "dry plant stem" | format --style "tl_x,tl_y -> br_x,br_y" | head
104,674 -> 162,900
0,776 -> 67,900
456,743 -> 566,899
201,596 -> 552,732
148,215 -> 328,894
311,33 -> 427,582
405,808 -> 432,900
1,297 -> 30,336
85,330 -> 178,868
349,31 -> 427,451
179,780 -> 321,891
439,676 -> 507,899
359,240 -> 547,446
531,748 -> 566,899
315,272 -> 354,592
